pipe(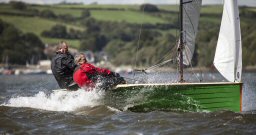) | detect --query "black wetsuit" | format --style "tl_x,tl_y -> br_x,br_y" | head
51,52 -> 79,90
